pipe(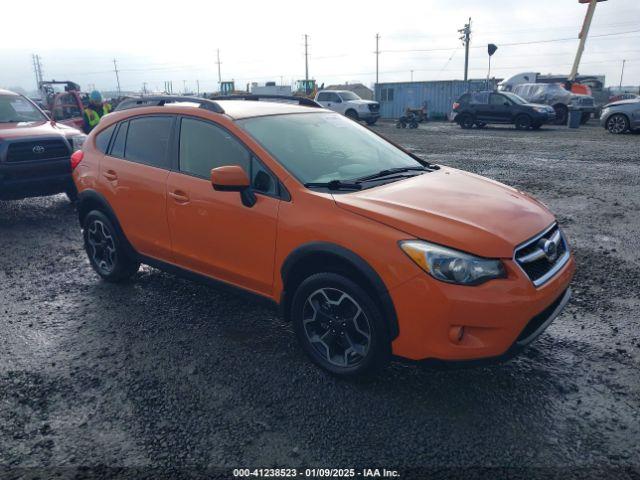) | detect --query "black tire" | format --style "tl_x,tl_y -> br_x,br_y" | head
532,123 -> 542,130
476,122 -> 487,129
457,113 -> 474,129
606,114 -> 630,134
553,104 -> 568,125
515,114 -> 532,130
365,118 -> 377,126
345,109 -> 359,121
580,112 -> 591,125
291,272 -> 390,378
408,121 -> 418,129
83,210 -> 140,282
